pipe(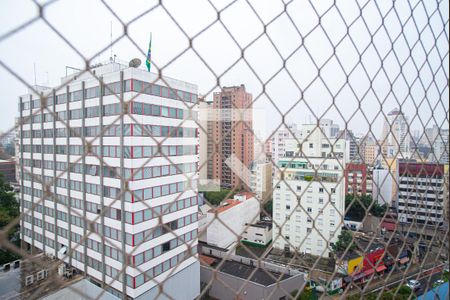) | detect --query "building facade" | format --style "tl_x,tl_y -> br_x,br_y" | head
431,128 -> 449,164
242,221 -> 272,247
250,159 -> 273,201
0,159 -> 16,183
372,168 -> 394,205
18,62 -> 200,299
211,85 -> 254,189
198,99 -> 214,186
270,123 -> 301,165
336,129 -> 359,162
345,163 -> 369,196
272,125 -> 346,257
199,193 -> 259,249
397,161 -> 445,226
319,118 -> 340,138
381,109 -> 411,159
